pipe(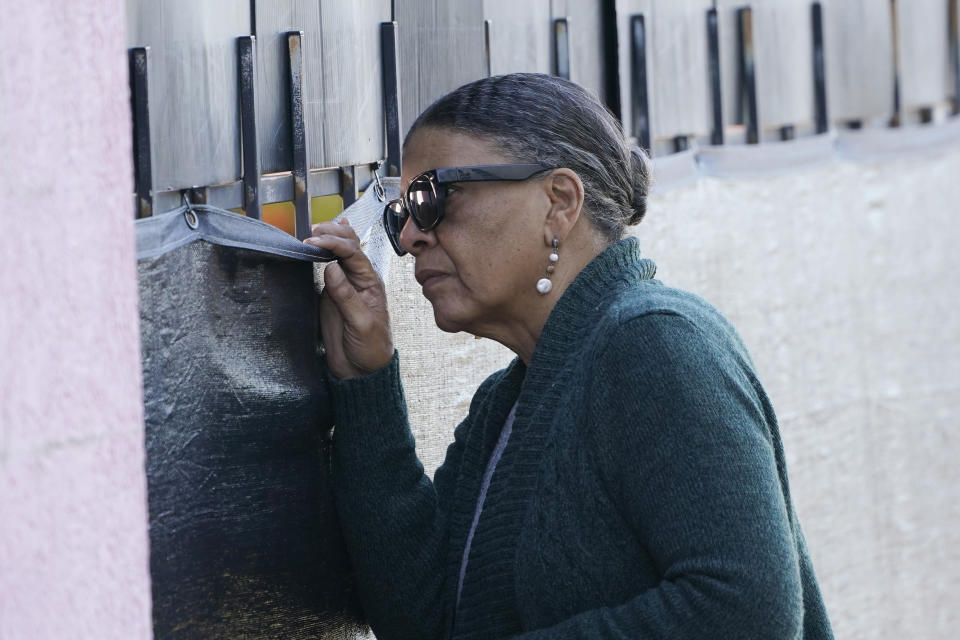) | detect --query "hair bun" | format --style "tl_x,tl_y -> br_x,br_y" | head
627,145 -> 651,226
